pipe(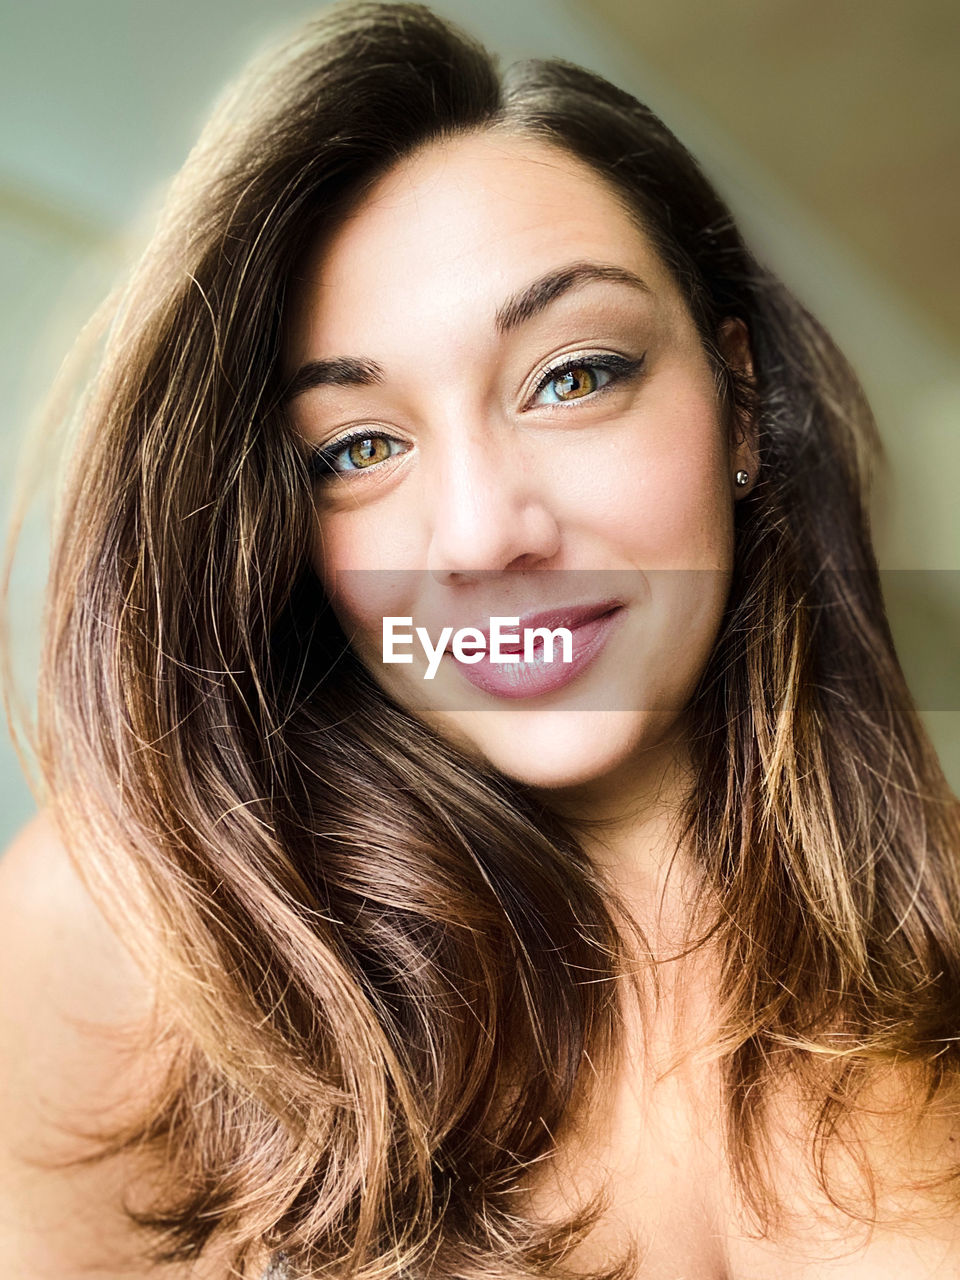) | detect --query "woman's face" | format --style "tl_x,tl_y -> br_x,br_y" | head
284,131 -> 755,794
